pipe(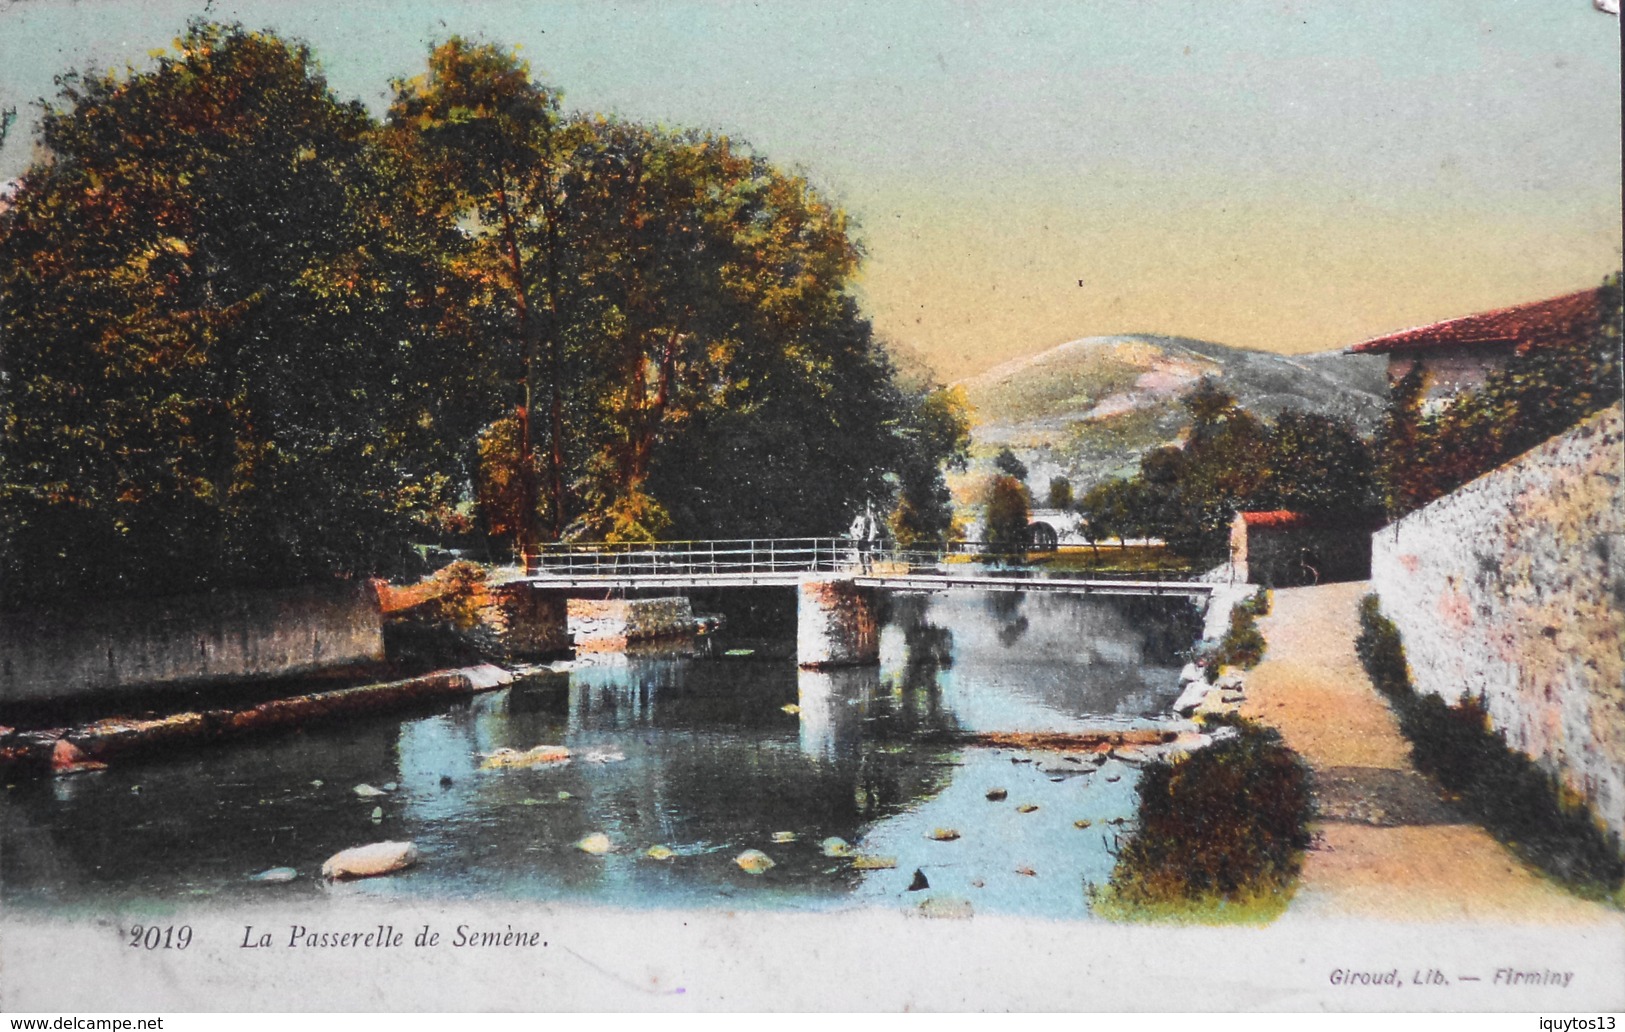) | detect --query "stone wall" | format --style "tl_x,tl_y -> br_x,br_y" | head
477,585 -> 571,660
0,583 -> 385,705
1370,403 -> 1624,842
567,597 -> 695,652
